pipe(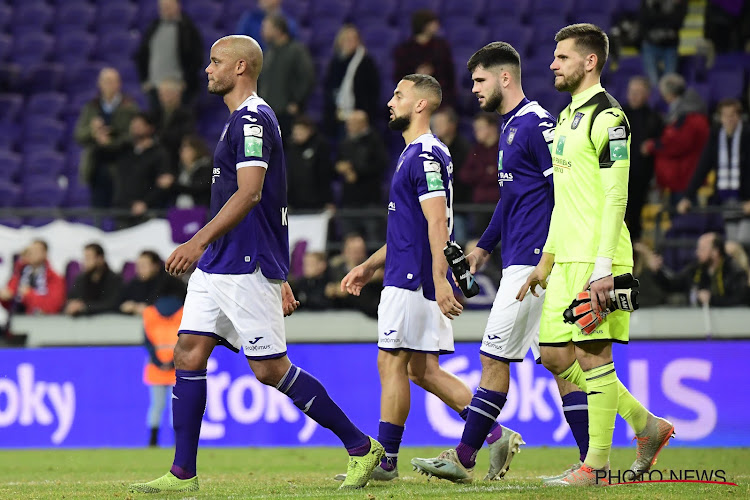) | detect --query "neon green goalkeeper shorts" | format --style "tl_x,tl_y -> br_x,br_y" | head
539,262 -> 633,346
